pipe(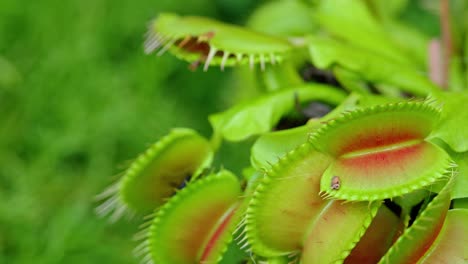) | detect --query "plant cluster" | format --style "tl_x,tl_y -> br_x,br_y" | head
97,0 -> 468,263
